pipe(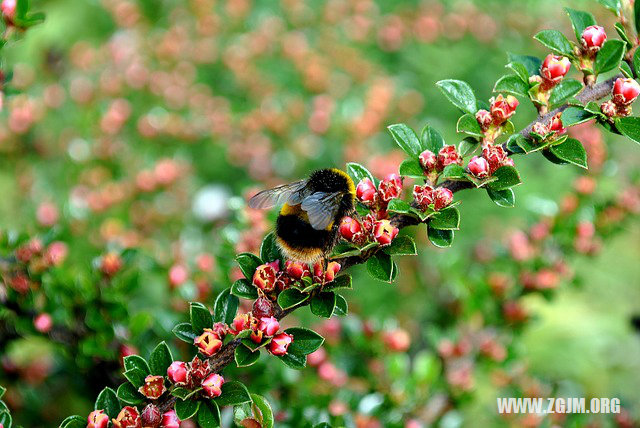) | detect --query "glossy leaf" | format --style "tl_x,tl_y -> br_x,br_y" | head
427,225 -> 454,248
213,287 -> 239,325
116,382 -> 144,405
398,158 -> 424,178
549,138 -> 588,168
123,355 -> 150,374
260,232 -> 283,263
173,322 -> 198,343
383,236 -> 417,256
235,253 -> 263,280
334,294 -> 348,316
565,8 -> 596,40
197,401 -> 221,428
562,107 -> 596,126
617,116 -> 640,144
95,387 -> 119,419
508,53 -> 541,76
214,381 -> 252,407
548,79 -> 583,107
310,292 -> 336,318
456,113 -> 484,137
346,162 -> 376,185
366,252 -> 395,283
285,327 -> 325,355
277,287 -> 310,309
486,187 -> 515,208
506,61 -> 529,83
387,124 -> 422,157
251,394 -> 274,428
488,166 -> 522,191
493,75 -> 528,97
324,274 -> 352,291
533,30 -> 573,56
441,163 -> 466,179
58,415 -> 83,428
235,345 -> 260,368
436,79 -> 477,114
595,40 -> 626,74
124,368 -> 146,388
595,0 -> 621,14
277,352 -> 306,369
190,301 -> 213,332
175,399 -> 200,420
429,207 -> 460,230
149,341 -> 173,376
387,198 -> 413,214
421,124 -> 446,153
231,279 -> 258,300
